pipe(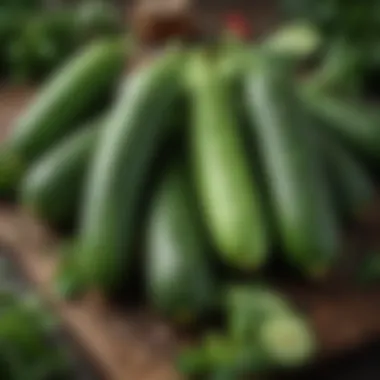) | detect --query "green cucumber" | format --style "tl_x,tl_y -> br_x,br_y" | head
74,47 -> 185,292
305,39 -> 362,95
315,129 -> 375,221
258,314 -> 316,368
226,285 -> 293,343
188,50 -> 269,271
145,162 -> 216,323
226,285 -> 316,368
1,37 -> 128,182
300,87 -> 380,161
20,116 -> 105,226
244,55 -> 340,277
